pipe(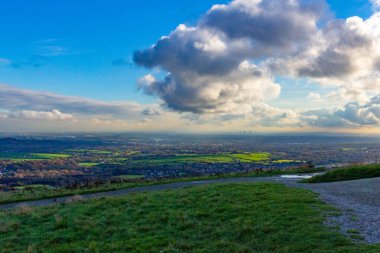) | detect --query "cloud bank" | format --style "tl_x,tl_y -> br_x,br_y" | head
0,84 -> 148,118
7,110 -> 74,121
0,85 -> 170,132
133,0 -> 380,130
302,95 -> 380,127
